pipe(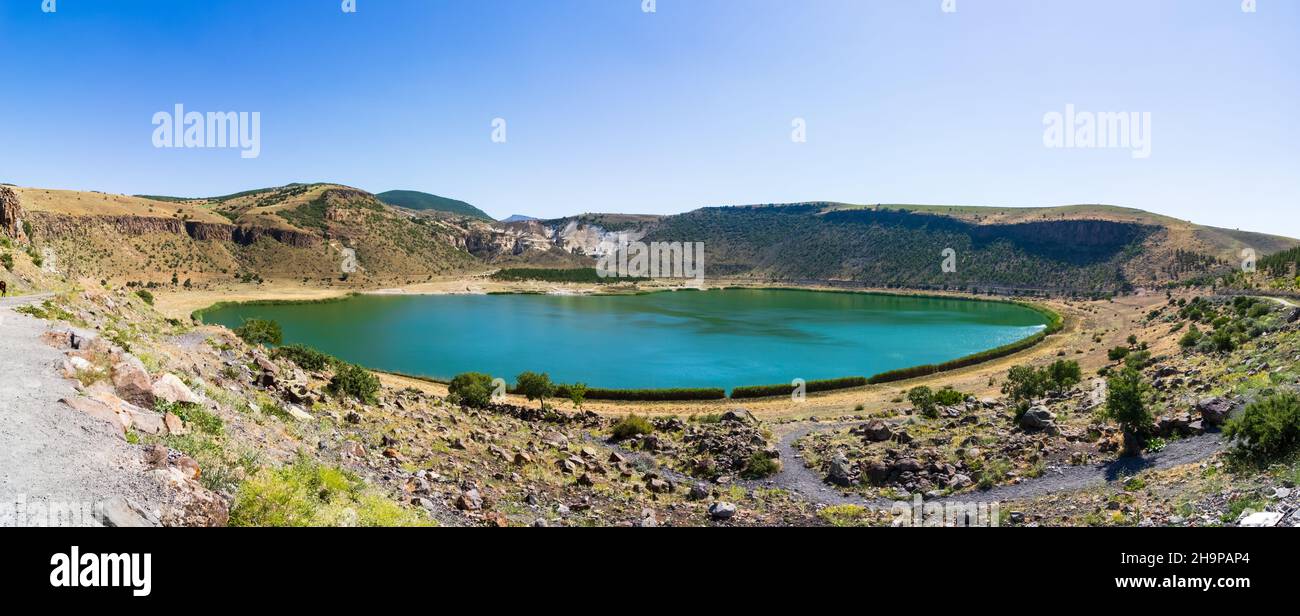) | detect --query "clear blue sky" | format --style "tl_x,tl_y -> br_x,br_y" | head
1,0 -> 1296,236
